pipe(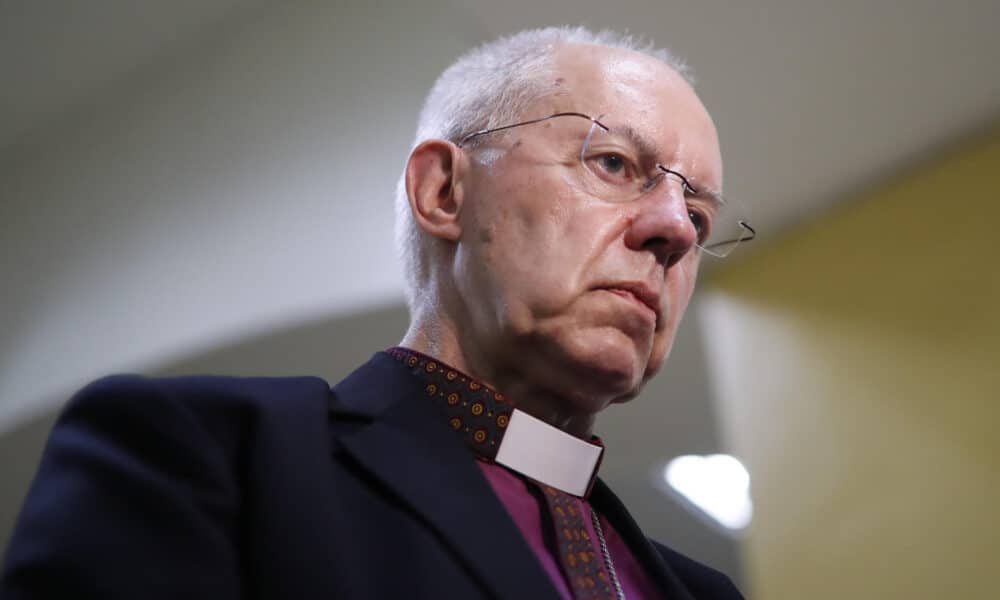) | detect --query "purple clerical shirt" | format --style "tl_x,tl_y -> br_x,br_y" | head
478,460 -> 663,599
385,346 -> 663,599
